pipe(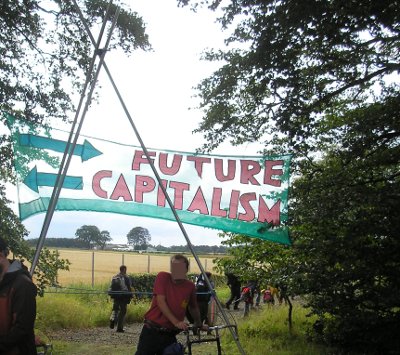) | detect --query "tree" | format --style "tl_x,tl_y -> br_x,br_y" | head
0,1 -> 150,291
290,99 -> 400,352
179,0 -> 399,158
0,186 -> 70,295
75,225 -> 102,249
99,230 -> 112,250
1,1 -> 150,184
179,0 -> 400,352
127,227 -> 151,250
